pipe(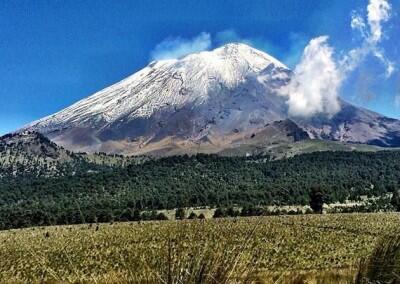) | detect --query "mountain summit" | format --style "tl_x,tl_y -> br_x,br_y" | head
26,43 -> 400,155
